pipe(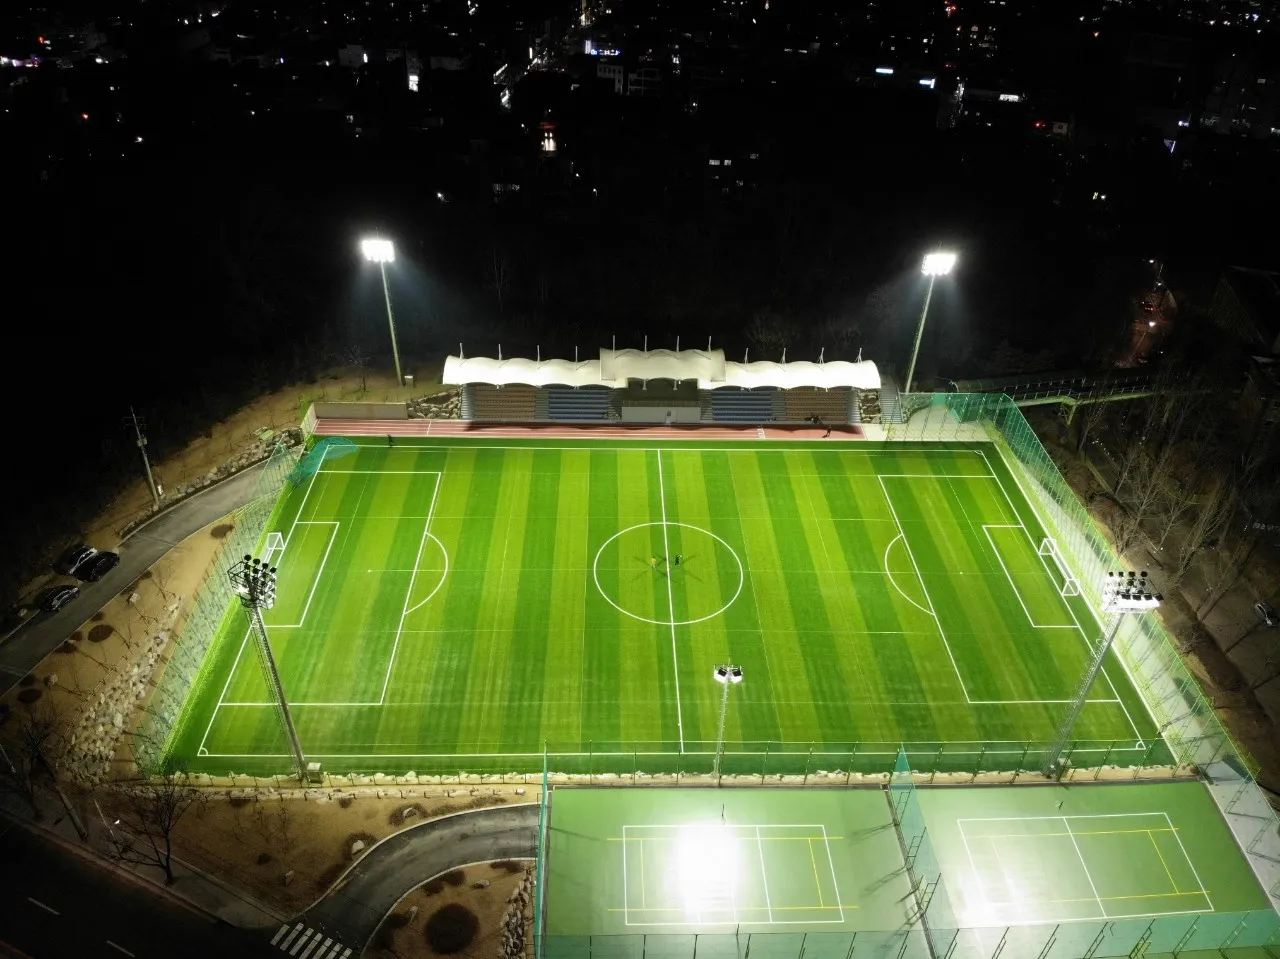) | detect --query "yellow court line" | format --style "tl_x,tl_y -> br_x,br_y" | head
610,905 -> 860,913
640,840 -> 646,909
1147,830 -> 1181,895
975,827 -> 1178,840
984,890 -> 1211,908
808,838 -> 825,907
